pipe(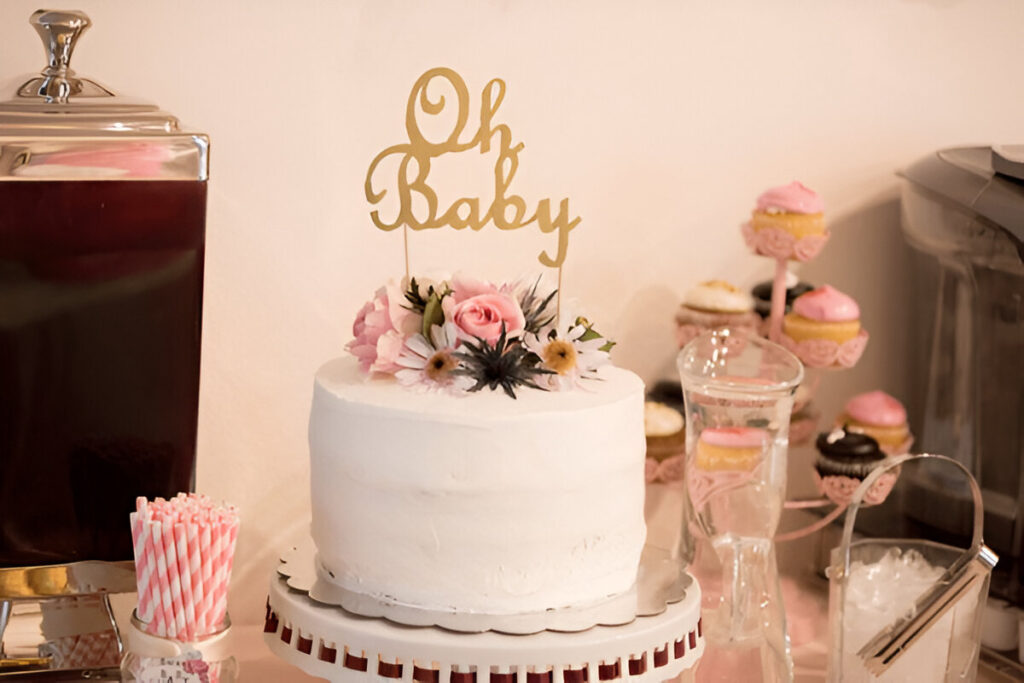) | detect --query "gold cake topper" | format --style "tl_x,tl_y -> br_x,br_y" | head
365,67 -> 581,279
